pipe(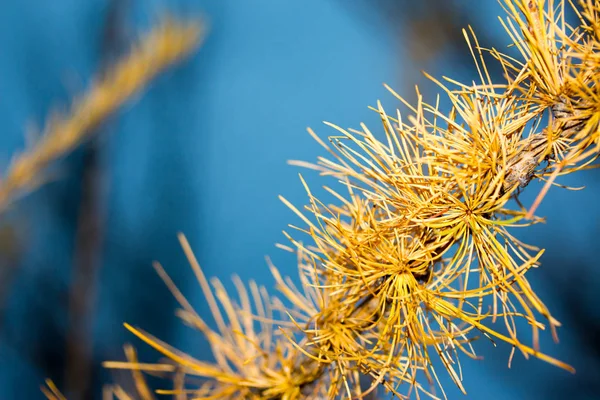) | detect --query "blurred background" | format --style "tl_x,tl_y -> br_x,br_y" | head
0,0 -> 598,399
